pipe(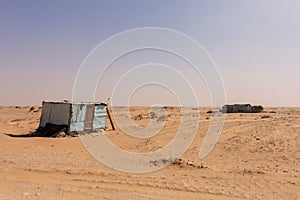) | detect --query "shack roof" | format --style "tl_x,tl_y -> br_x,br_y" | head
42,101 -> 107,106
